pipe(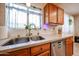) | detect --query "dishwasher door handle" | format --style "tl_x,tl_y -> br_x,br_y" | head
52,43 -> 56,56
